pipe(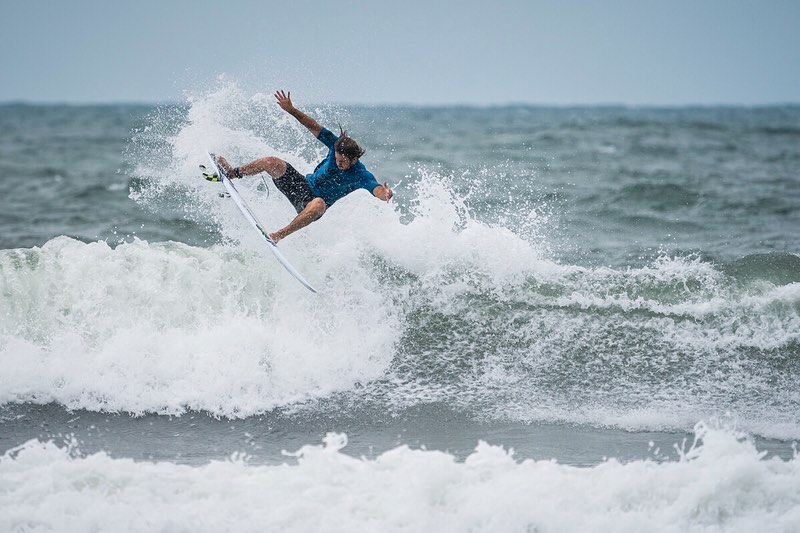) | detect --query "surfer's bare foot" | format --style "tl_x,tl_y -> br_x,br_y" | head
215,155 -> 235,177
268,232 -> 281,244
